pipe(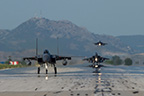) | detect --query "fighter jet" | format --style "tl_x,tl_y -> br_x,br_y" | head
23,39 -> 71,74
83,53 -> 109,68
94,41 -> 107,46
